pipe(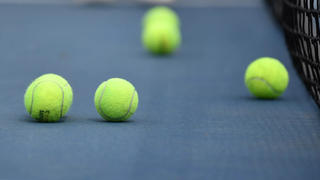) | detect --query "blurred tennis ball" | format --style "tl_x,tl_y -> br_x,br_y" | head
245,57 -> 289,99
142,21 -> 181,55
